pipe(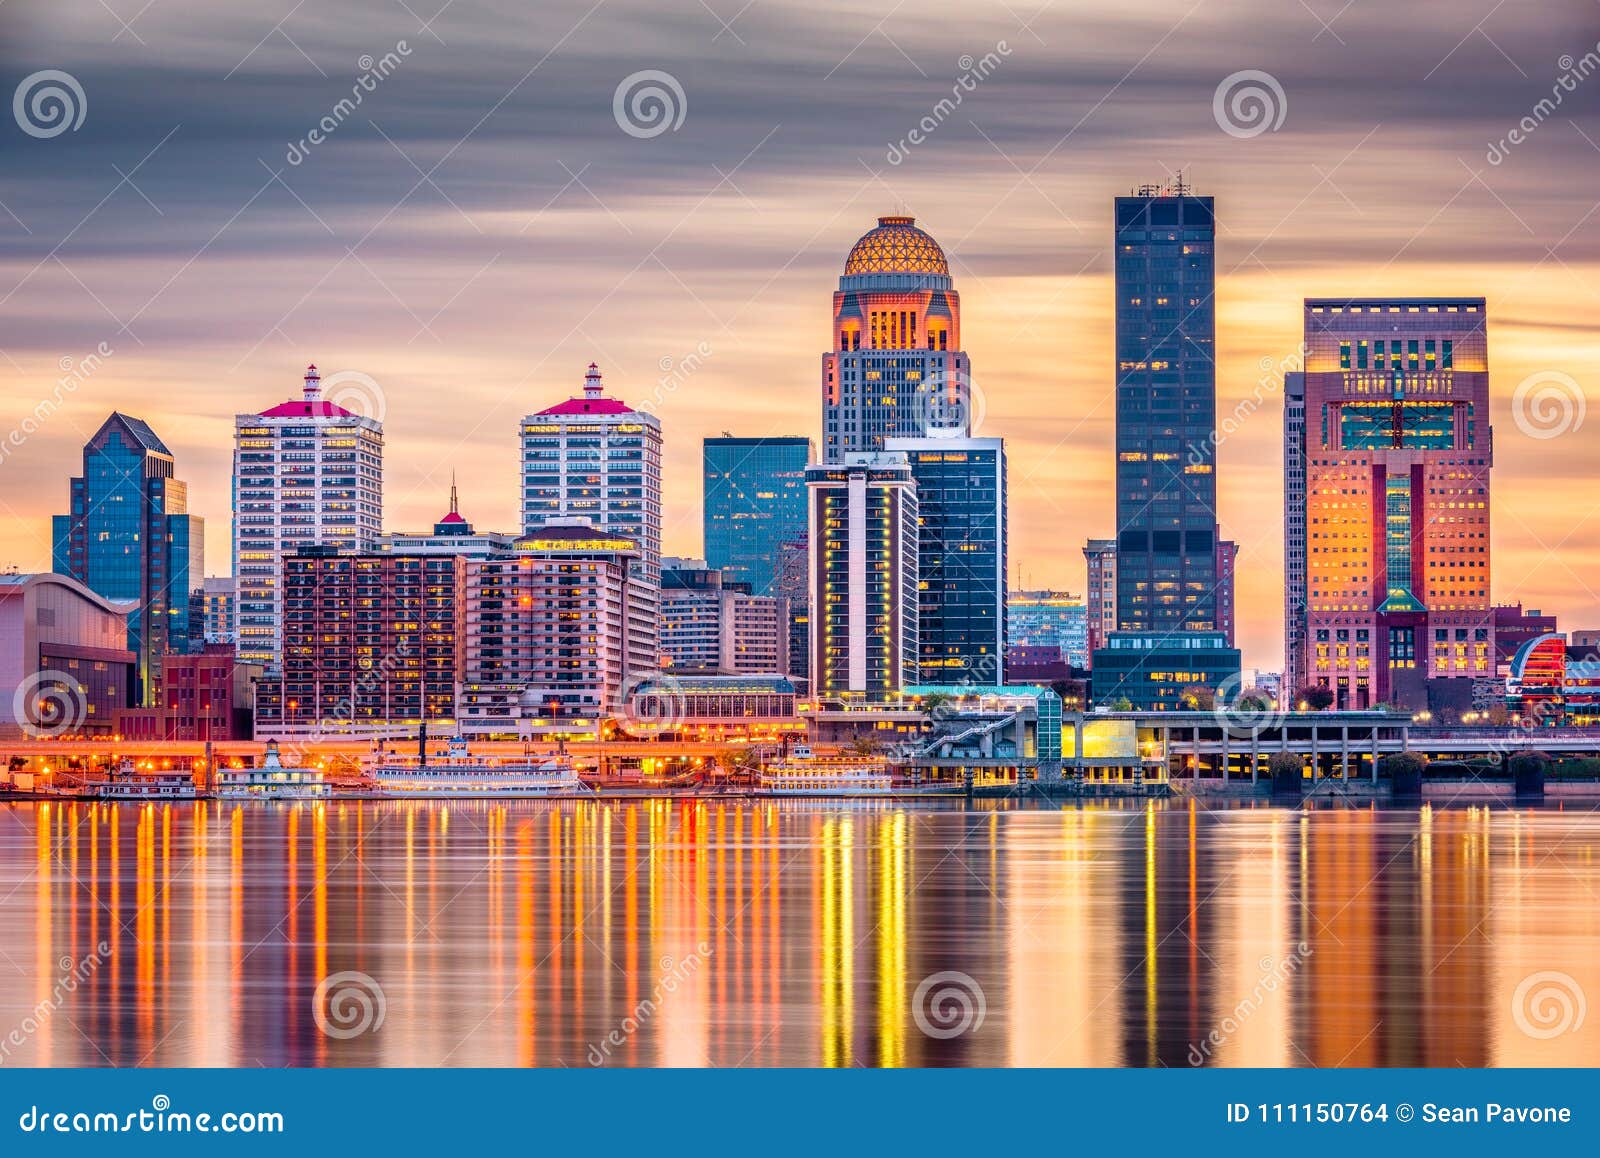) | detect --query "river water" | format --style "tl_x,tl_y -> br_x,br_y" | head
0,797 -> 1596,1067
